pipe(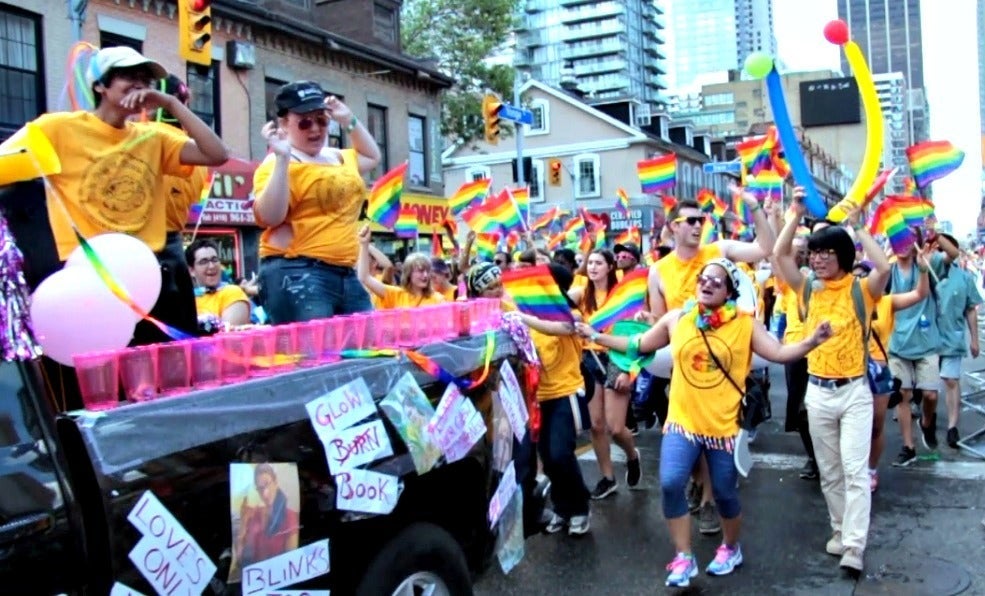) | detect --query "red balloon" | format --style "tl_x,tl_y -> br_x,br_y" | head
824,20 -> 850,45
